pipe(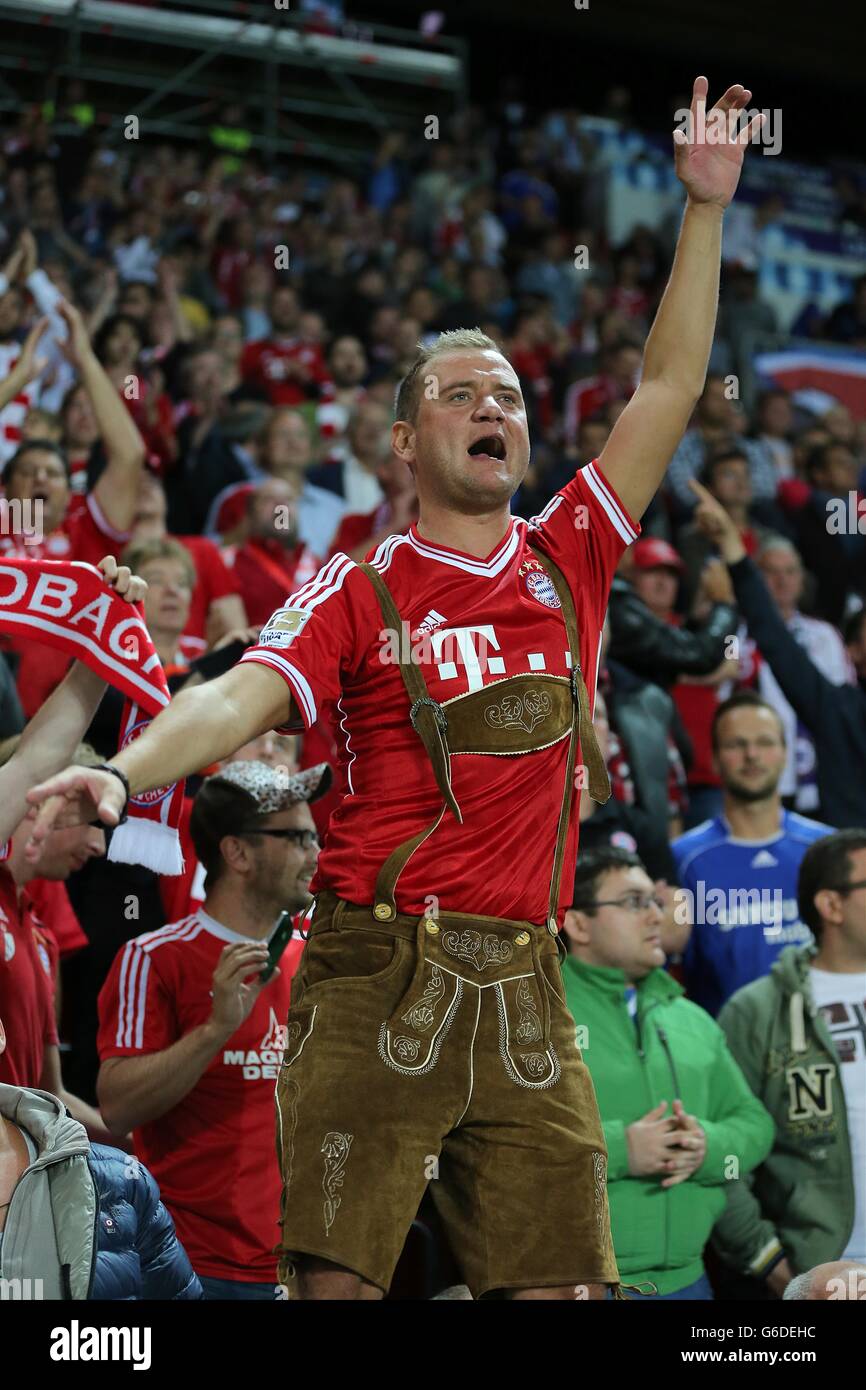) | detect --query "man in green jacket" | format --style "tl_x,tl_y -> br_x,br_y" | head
563,846 -> 774,1298
714,828 -> 866,1297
